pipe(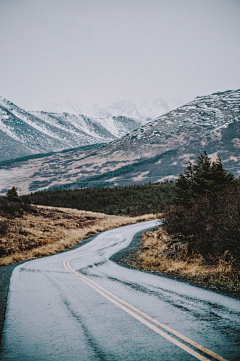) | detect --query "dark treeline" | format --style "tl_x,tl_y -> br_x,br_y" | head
21,182 -> 176,216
